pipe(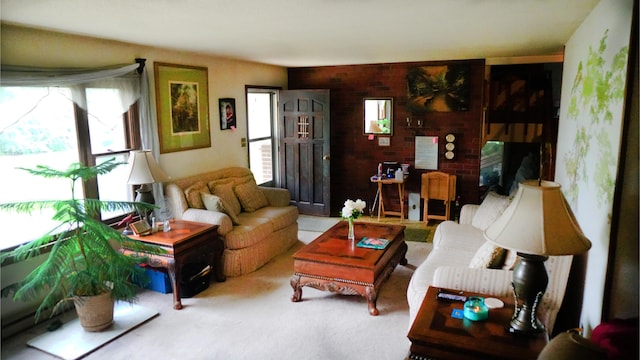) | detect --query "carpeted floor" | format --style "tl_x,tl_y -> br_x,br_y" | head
2,218 -> 433,360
